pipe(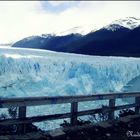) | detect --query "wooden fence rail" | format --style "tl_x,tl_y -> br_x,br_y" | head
0,92 -> 140,134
